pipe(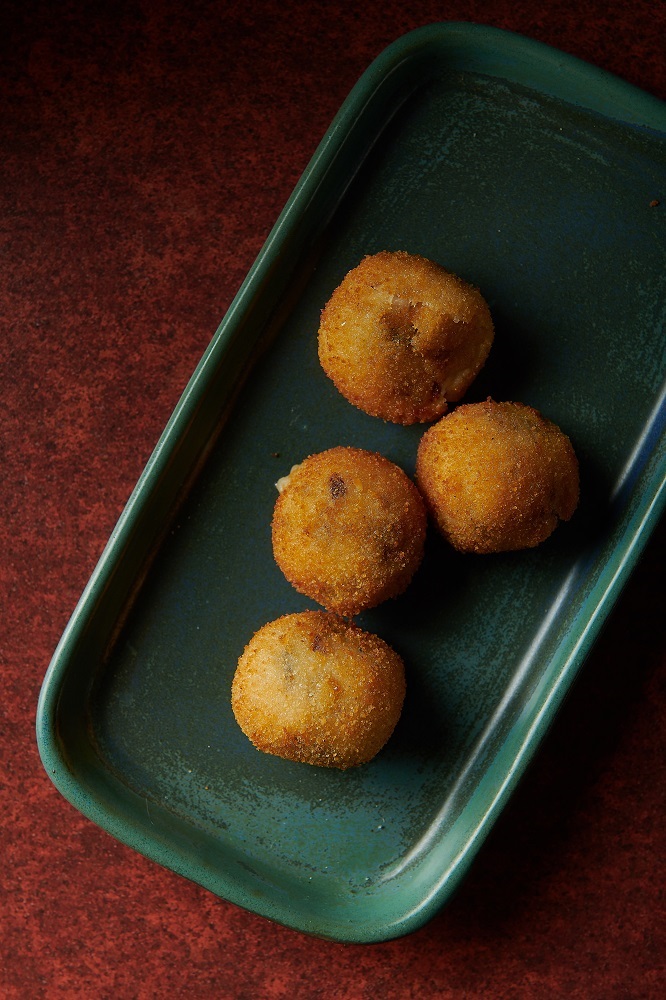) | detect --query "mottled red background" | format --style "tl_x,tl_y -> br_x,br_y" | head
2,1 -> 665,997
